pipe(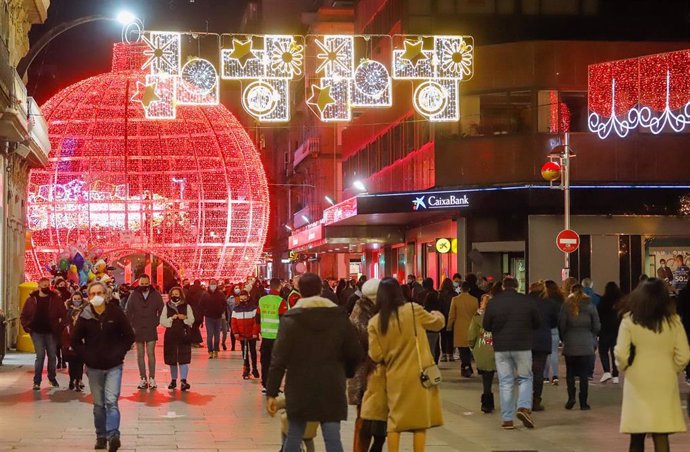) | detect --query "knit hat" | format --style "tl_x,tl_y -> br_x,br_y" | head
362,278 -> 381,302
